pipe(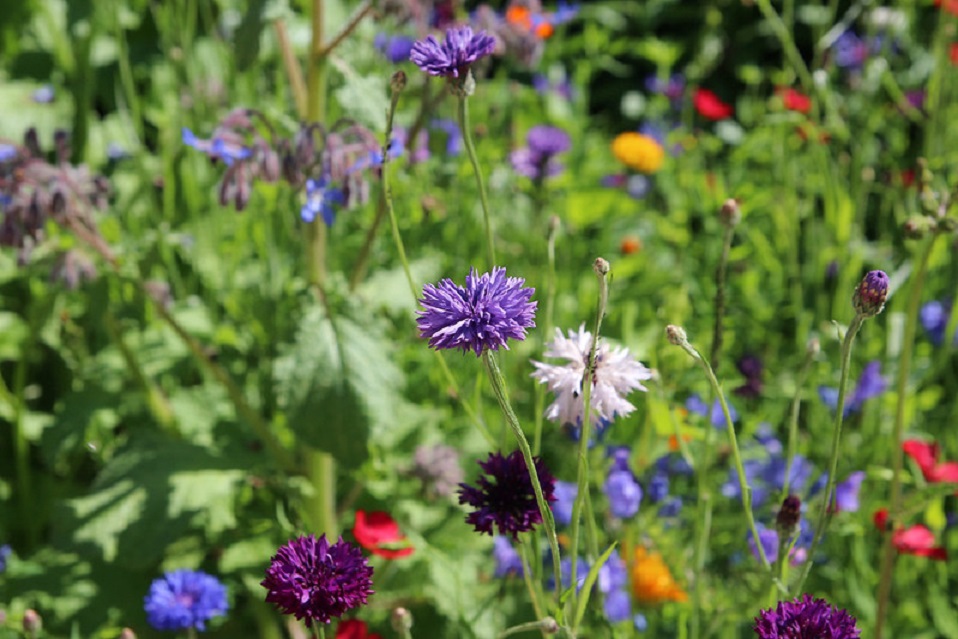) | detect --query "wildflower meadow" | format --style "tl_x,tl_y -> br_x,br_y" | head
2,0 -> 958,637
